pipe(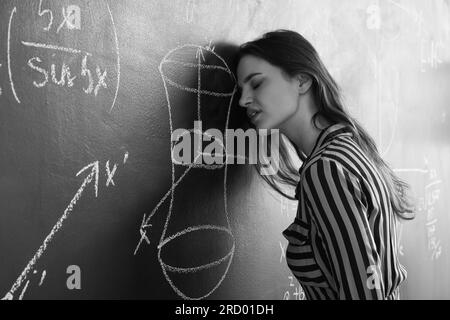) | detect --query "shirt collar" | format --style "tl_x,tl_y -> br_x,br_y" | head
298,123 -> 354,174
